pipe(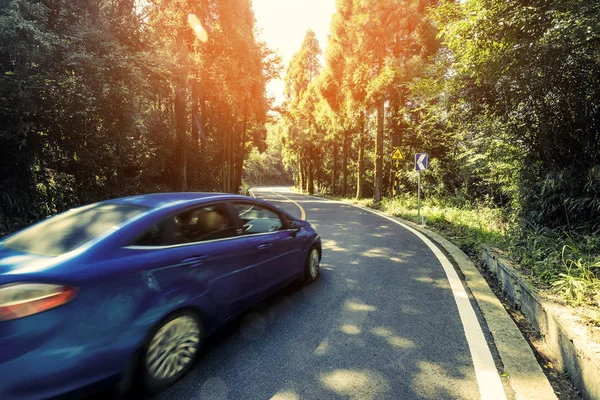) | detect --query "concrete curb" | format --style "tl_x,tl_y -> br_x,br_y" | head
482,247 -> 600,400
